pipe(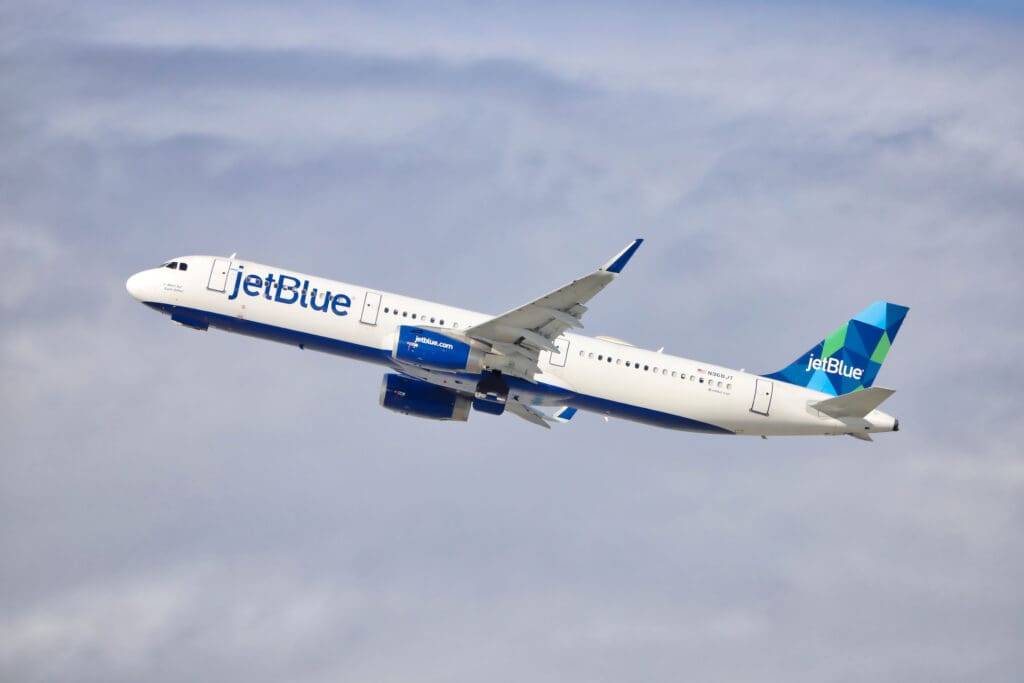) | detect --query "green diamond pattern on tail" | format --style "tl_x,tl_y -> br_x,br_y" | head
870,331 -> 891,364
821,322 -> 848,359
764,302 -> 909,396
